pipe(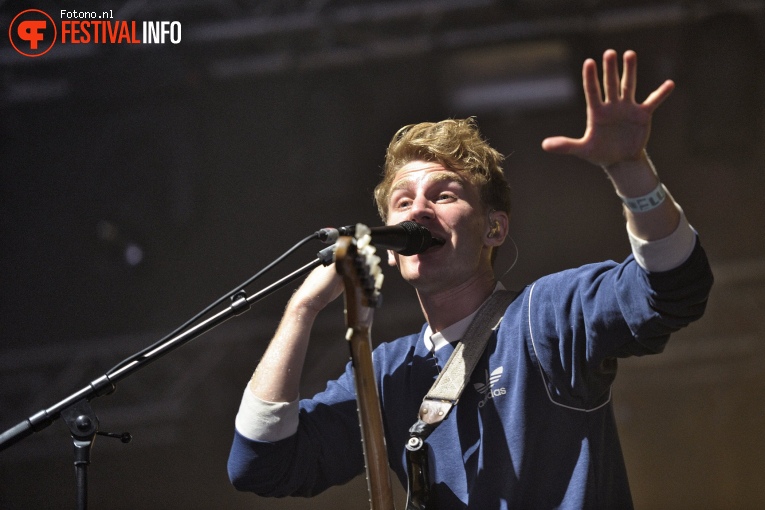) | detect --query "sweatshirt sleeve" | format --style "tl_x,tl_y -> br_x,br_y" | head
525,235 -> 713,409
627,205 -> 696,273
228,362 -> 366,497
